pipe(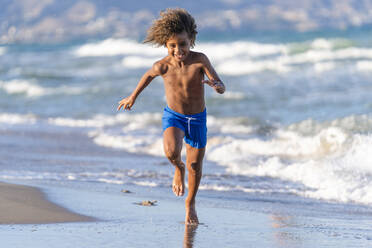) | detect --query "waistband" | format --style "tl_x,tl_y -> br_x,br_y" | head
164,106 -> 206,119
